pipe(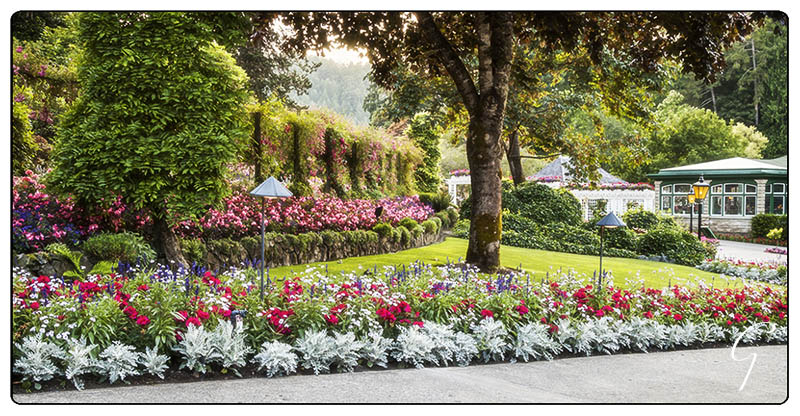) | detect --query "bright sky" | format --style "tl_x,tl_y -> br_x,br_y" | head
311,47 -> 370,65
